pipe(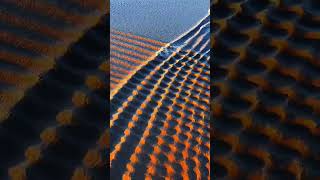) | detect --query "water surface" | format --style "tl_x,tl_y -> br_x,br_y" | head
111,0 -> 209,42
